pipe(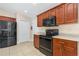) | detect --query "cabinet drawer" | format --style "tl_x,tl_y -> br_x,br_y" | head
53,38 -> 63,44
62,40 -> 77,48
53,38 -> 77,48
